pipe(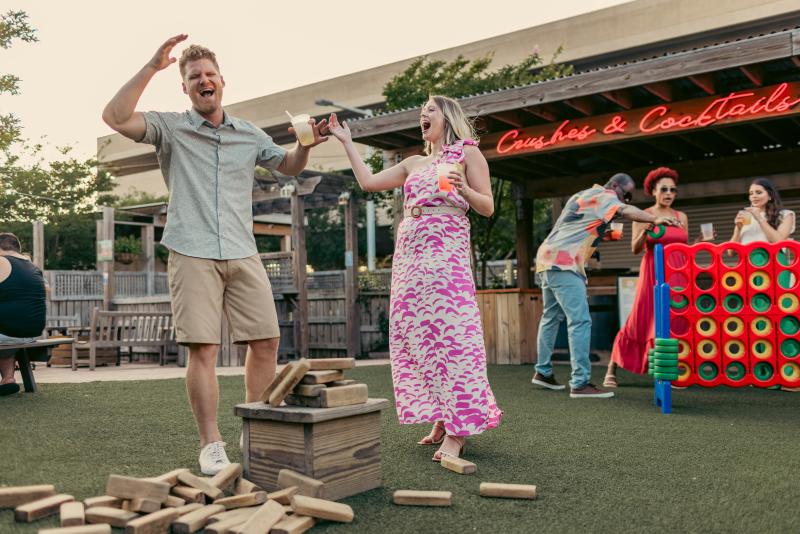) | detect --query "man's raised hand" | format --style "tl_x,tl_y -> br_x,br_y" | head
147,34 -> 188,72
